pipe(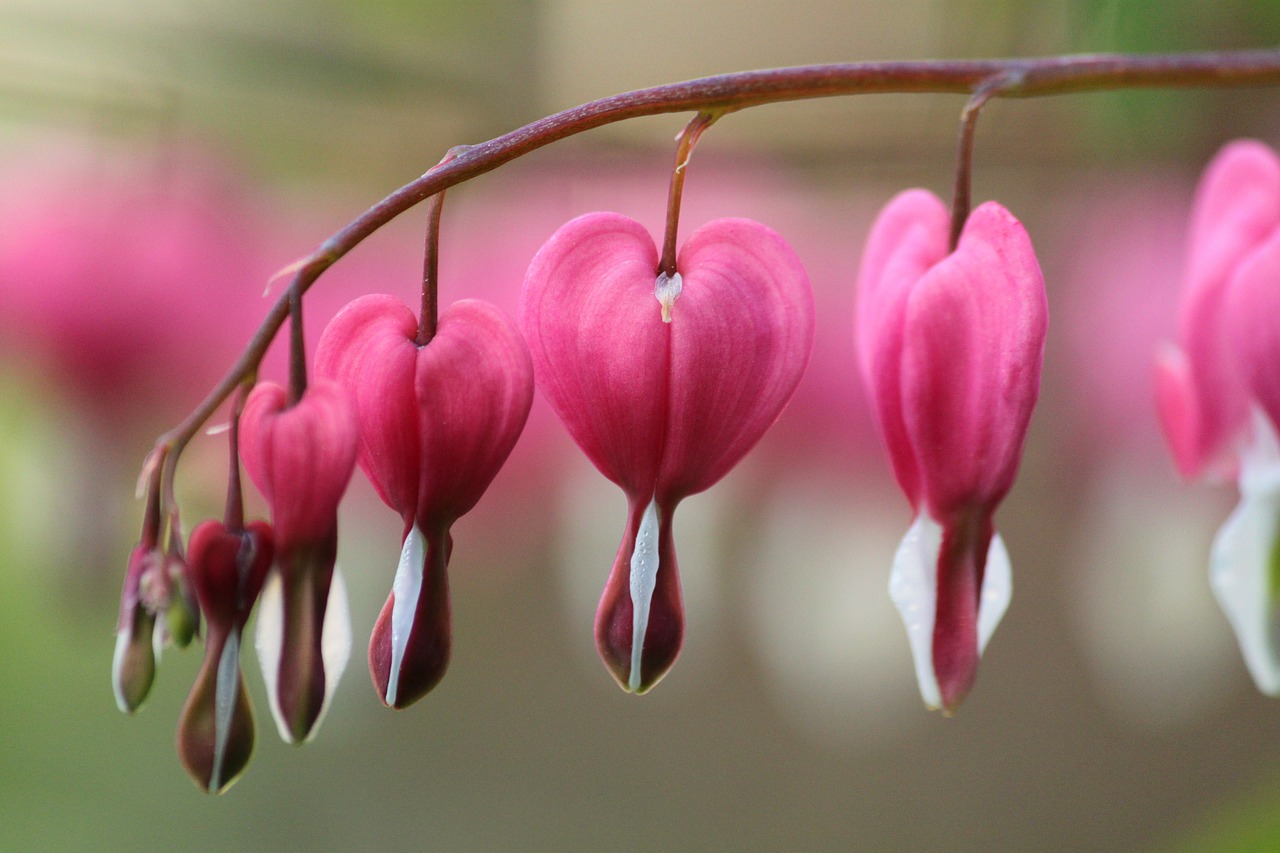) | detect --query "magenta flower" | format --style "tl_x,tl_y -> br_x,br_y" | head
856,190 -> 1047,713
520,212 -> 814,693
1155,140 -> 1280,482
1164,140 -> 1280,696
239,380 -> 358,742
315,296 -> 534,709
175,518 -> 273,793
